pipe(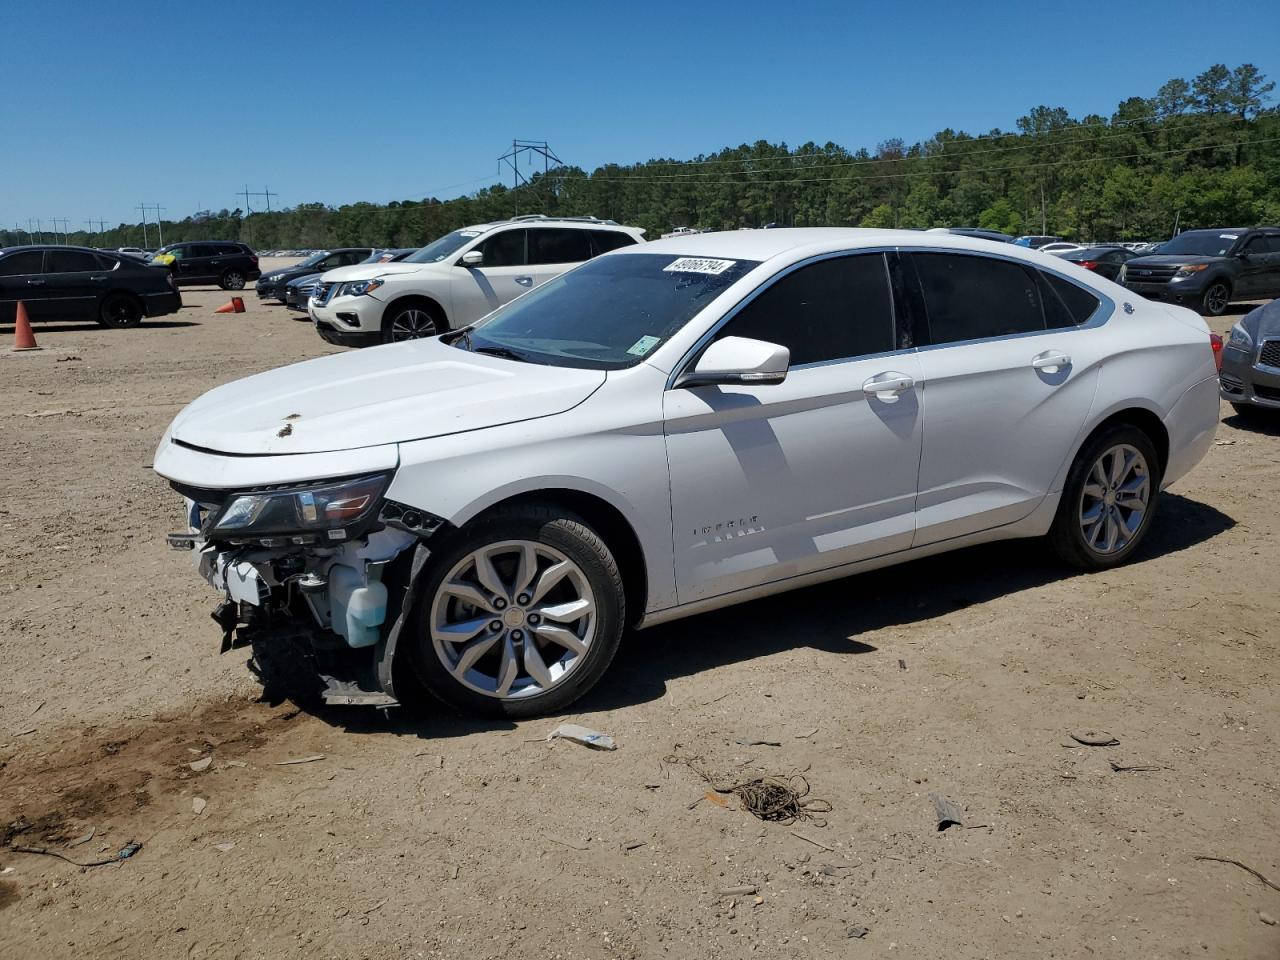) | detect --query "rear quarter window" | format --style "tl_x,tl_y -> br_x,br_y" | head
1043,273 -> 1101,326
591,230 -> 638,254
